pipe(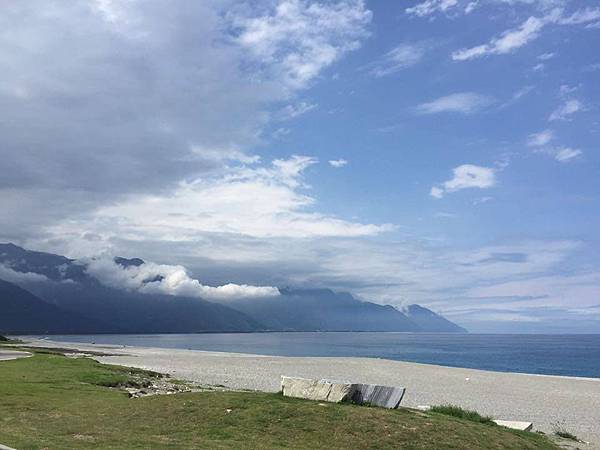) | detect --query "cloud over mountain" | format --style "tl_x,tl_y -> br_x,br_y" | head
85,257 -> 279,301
